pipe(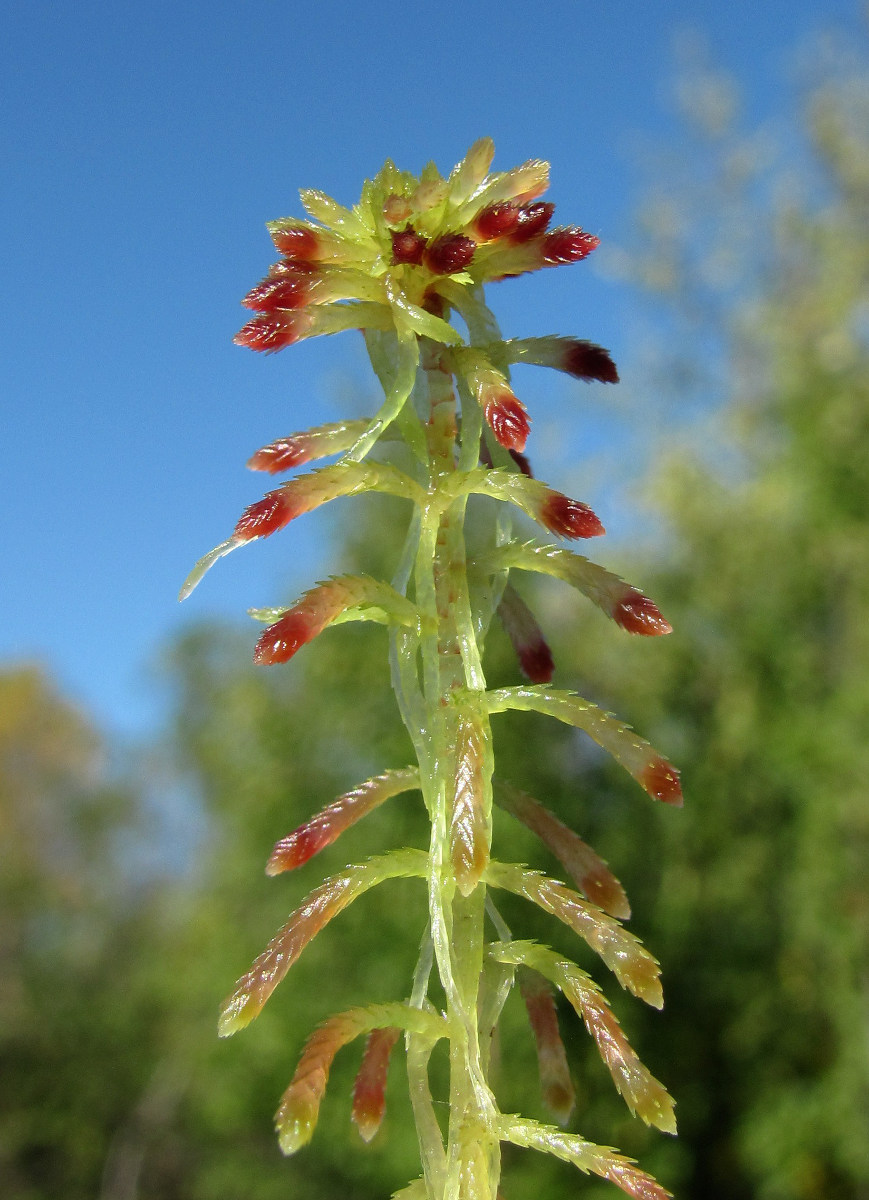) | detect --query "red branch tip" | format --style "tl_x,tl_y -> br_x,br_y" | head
242,273 -> 314,312
613,592 -> 672,637
640,758 -> 683,806
473,202 -> 521,241
485,392 -> 531,452
247,438 -> 310,473
542,228 -> 600,264
562,340 -> 619,384
511,202 -> 555,242
234,312 -> 307,353
518,639 -> 555,684
541,492 -> 605,539
267,824 -> 322,873
270,226 -> 320,260
424,234 -> 476,275
254,610 -> 320,665
233,490 -> 295,540
352,1027 -> 400,1143
391,226 -> 427,265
